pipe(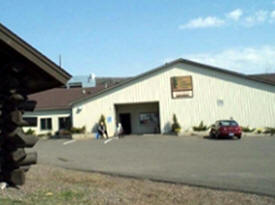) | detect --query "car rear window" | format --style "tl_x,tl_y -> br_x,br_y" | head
219,121 -> 238,126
